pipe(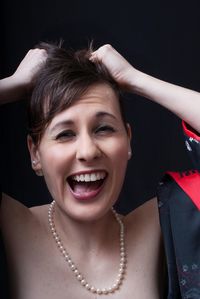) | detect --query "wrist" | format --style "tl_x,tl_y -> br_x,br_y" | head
124,67 -> 147,94
10,73 -> 31,94
0,74 -> 30,105
128,70 -> 161,102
